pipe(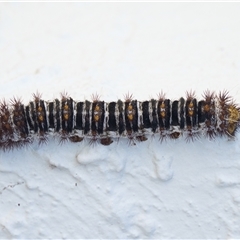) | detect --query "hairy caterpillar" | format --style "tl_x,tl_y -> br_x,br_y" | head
0,90 -> 239,151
